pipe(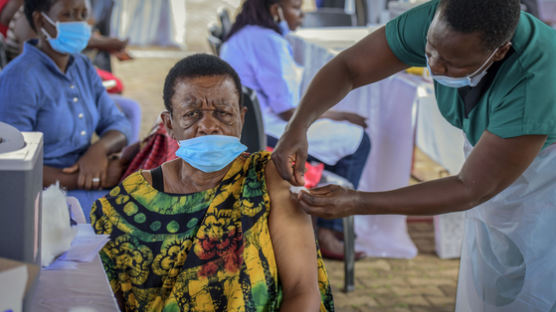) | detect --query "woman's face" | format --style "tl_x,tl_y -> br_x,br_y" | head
279,0 -> 304,31
162,75 -> 246,142
38,0 -> 88,37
